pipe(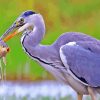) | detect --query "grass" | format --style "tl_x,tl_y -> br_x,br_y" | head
0,96 -> 73,100
1,95 -> 100,100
